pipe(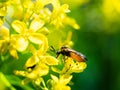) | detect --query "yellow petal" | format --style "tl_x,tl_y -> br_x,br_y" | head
77,62 -> 87,70
51,74 -> 58,82
34,78 -> 43,86
11,35 -> 28,52
44,56 -> 58,65
61,86 -> 71,90
0,4 -> 7,16
28,33 -> 46,44
23,0 -> 34,8
14,70 -> 26,76
30,18 -> 45,32
72,62 -> 87,73
61,4 -> 70,13
9,47 -> 18,59
38,27 -> 50,35
25,55 -> 39,69
60,75 -> 72,85
27,63 -> 49,79
0,40 -> 9,54
0,26 -> 9,40
51,67 -> 61,73
64,17 -> 80,29
36,63 -> 49,76
12,20 -> 26,33
38,34 -> 48,54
